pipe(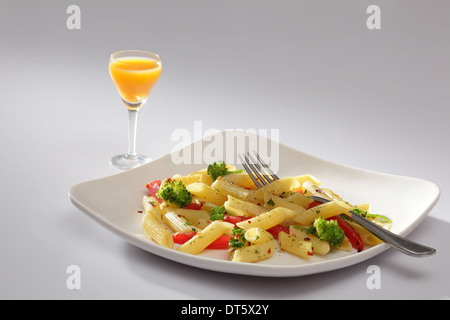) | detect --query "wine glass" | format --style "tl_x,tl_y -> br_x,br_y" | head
109,50 -> 162,170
